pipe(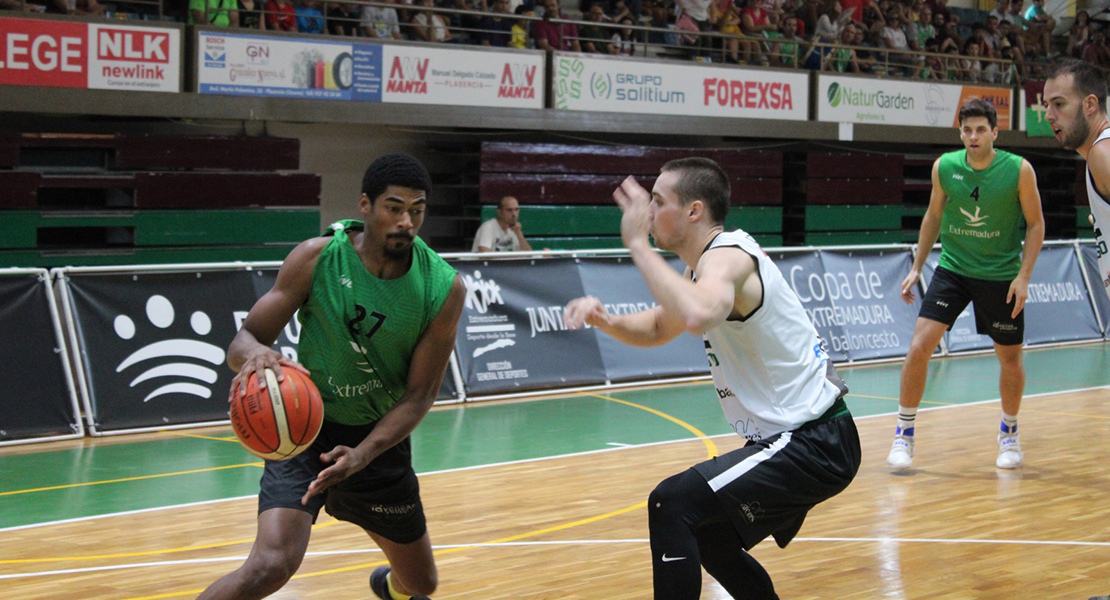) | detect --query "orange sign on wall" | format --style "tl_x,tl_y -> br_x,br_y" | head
954,86 -> 1013,130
